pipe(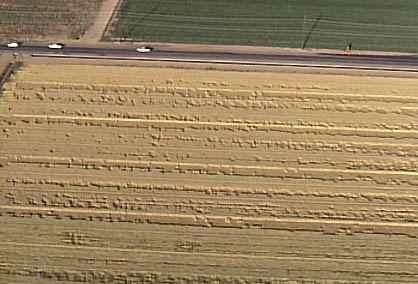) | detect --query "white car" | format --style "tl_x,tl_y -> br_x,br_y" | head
6,42 -> 20,48
48,43 -> 64,49
136,46 -> 153,53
